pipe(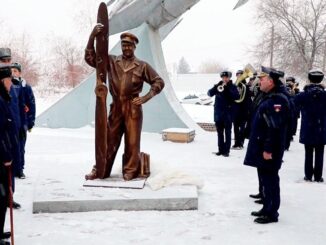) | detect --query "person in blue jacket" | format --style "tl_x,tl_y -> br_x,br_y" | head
11,62 -> 36,179
9,75 -> 24,179
244,67 -> 290,224
295,70 -> 326,182
0,48 -> 22,209
0,49 -> 23,178
0,64 -> 16,244
207,71 -> 240,157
